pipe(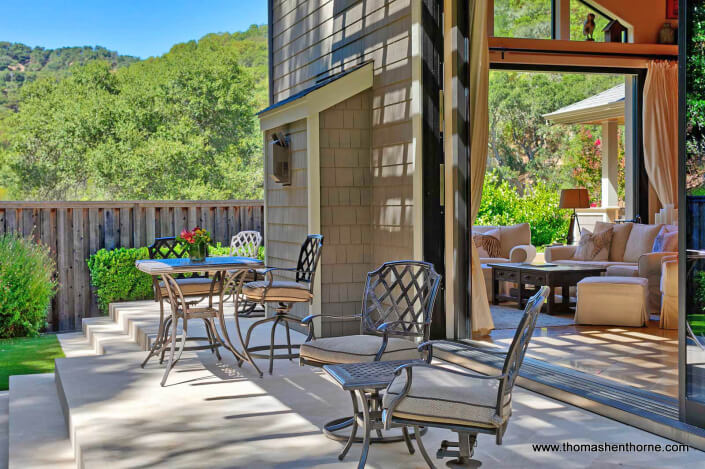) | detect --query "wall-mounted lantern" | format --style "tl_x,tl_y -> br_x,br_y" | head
270,132 -> 291,185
